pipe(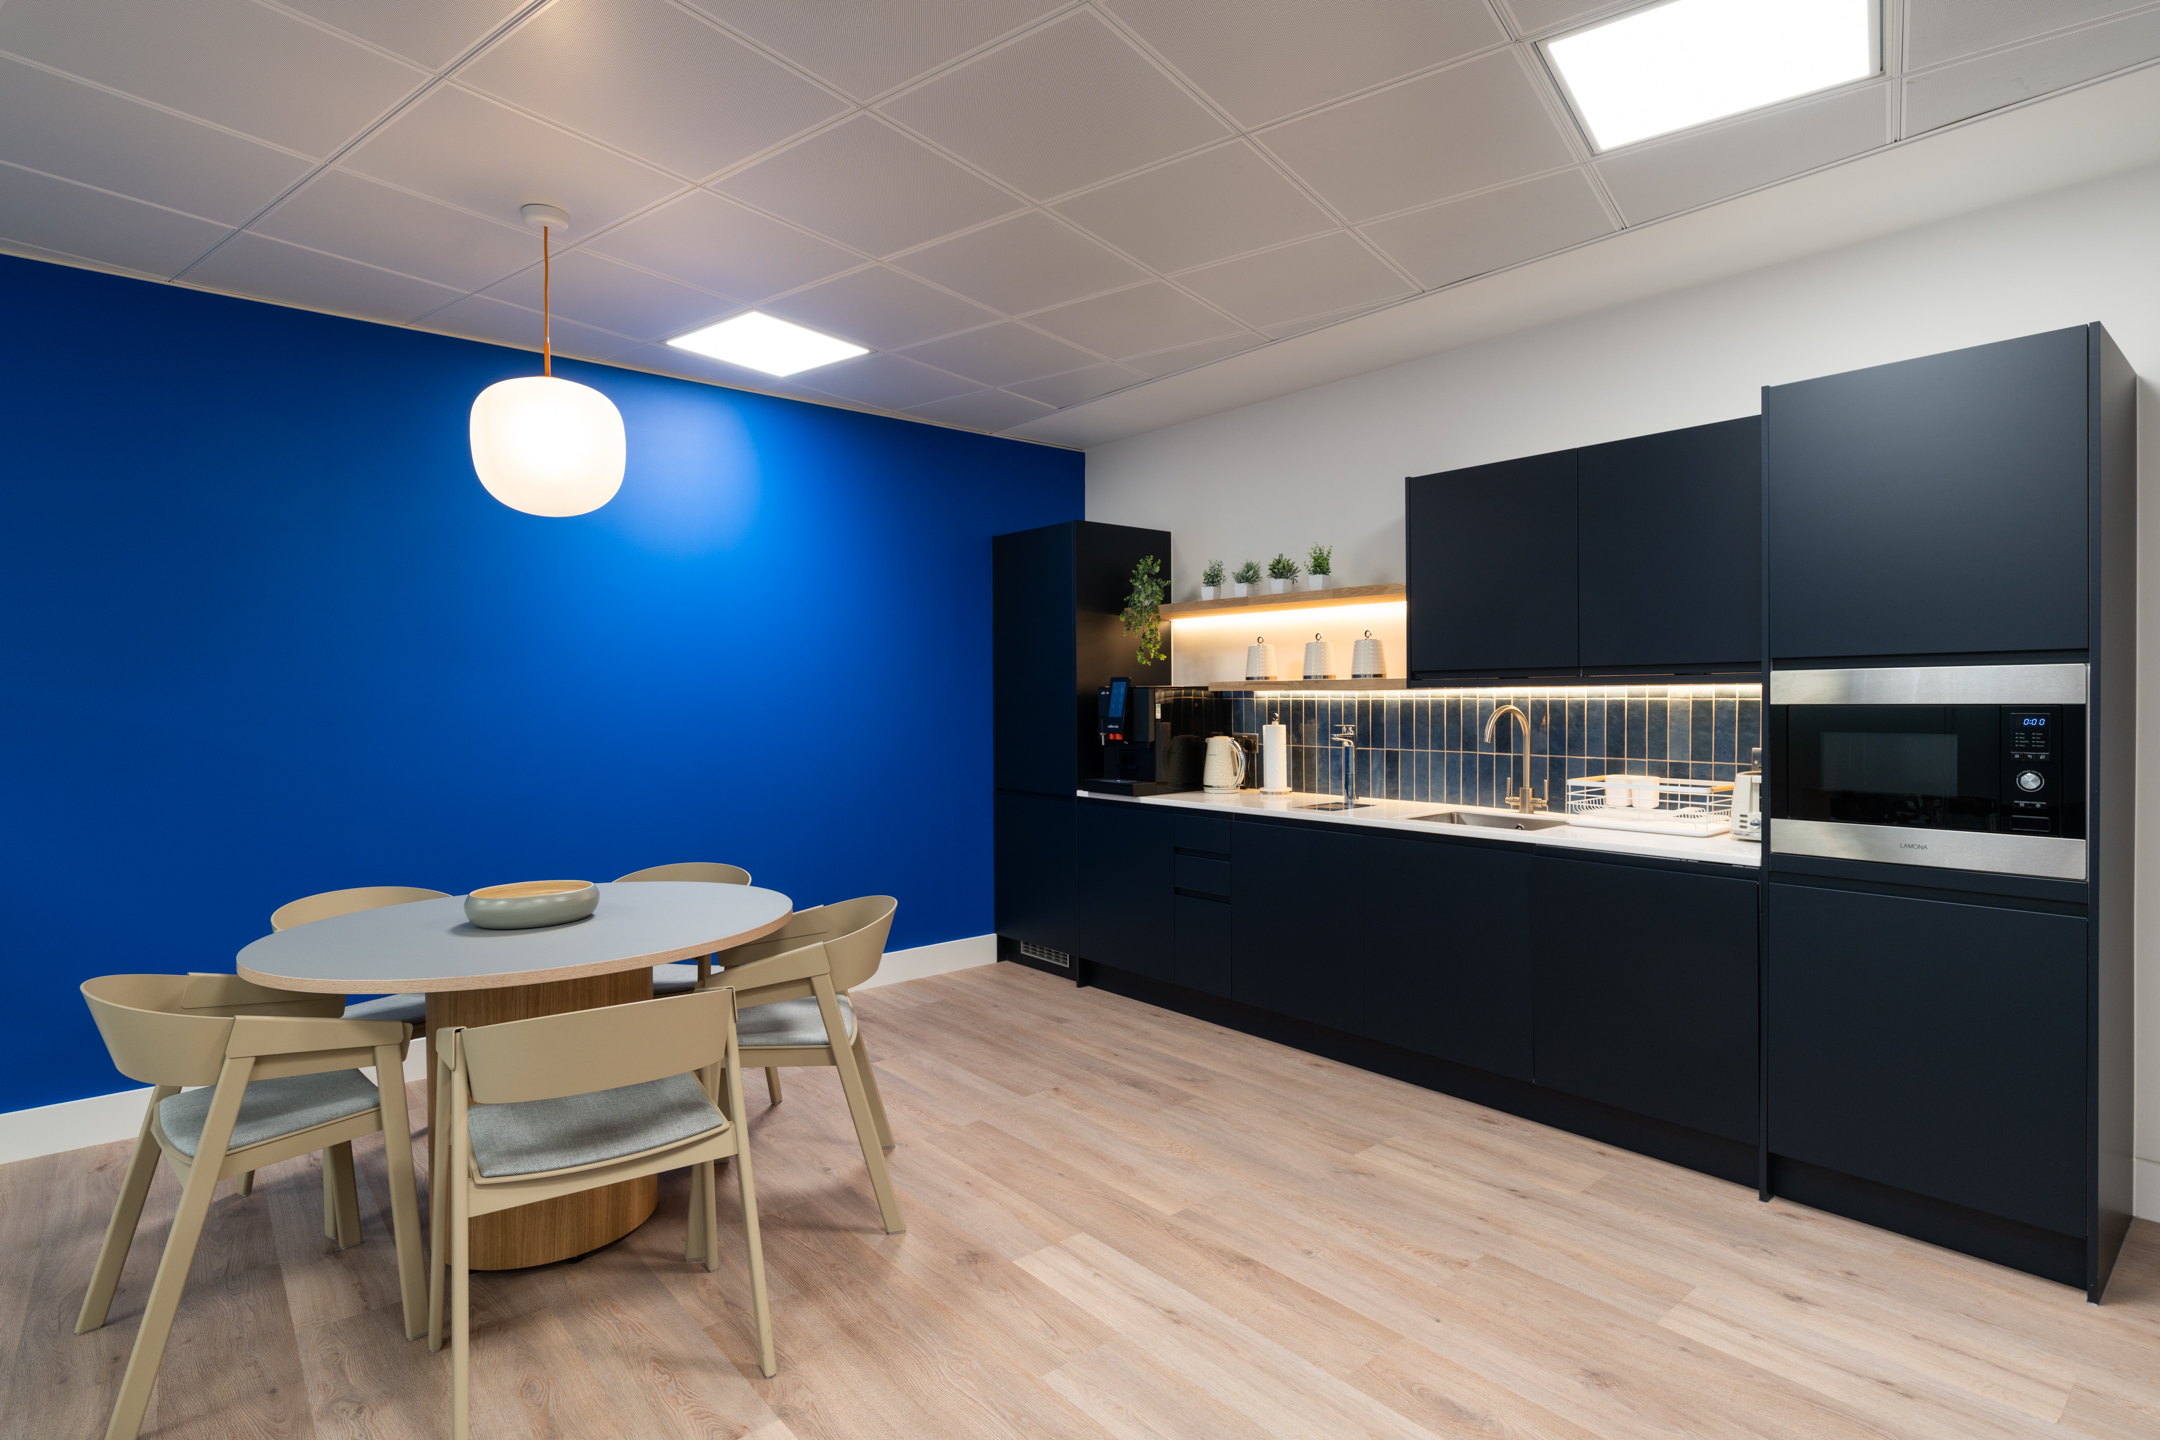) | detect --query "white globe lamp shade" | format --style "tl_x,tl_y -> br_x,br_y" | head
468,375 -> 626,517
